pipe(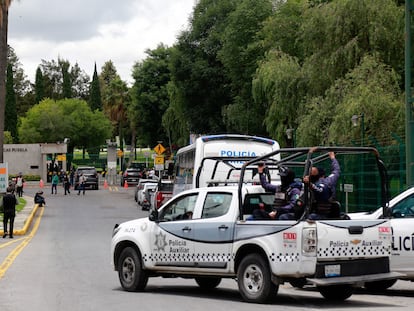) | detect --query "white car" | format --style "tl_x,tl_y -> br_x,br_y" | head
134,179 -> 158,202
348,186 -> 414,290
137,182 -> 157,209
